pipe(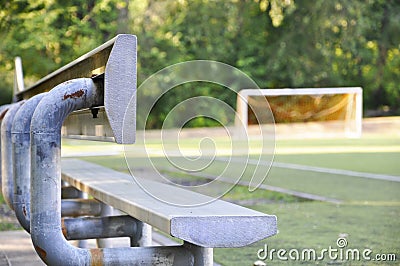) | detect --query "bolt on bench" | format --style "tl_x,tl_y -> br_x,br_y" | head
0,34 -> 277,266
